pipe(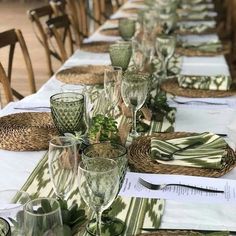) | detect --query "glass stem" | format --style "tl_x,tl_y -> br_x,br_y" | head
163,59 -> 168,81
132,108 -> 137,134
96,209 -> 102,236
